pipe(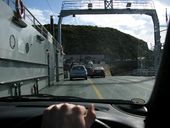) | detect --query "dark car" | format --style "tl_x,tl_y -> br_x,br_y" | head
92,66 -> 105,78
86,66 -> 94,76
